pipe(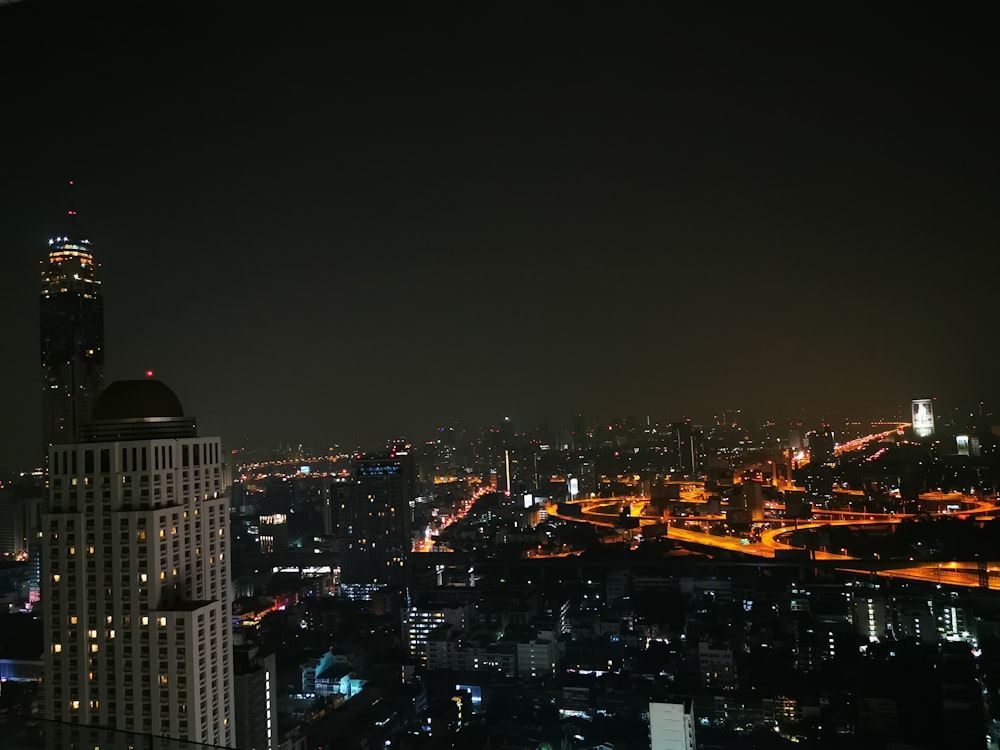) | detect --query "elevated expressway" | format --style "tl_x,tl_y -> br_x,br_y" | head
546,491 -> 1000,590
